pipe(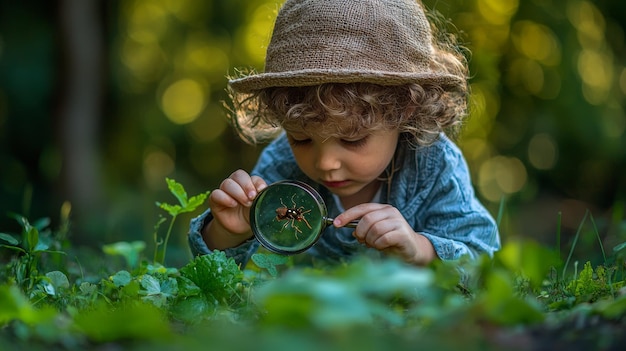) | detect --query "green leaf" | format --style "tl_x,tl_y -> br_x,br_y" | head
156,202 -> 182,217
110,270 -> 133,287
142,293 -> 167,308
176,276 -> 201,297
170,295 -> 214,323
0,244 -> 26,254
31,217 -> 51,231
140,274 -> 162,295
79,282 -> 98,296
46,271 -> 70,290
25,226 -> 39,253
166,178 -> 188,207
34,242 -> 50,252
145,263 -> 178,276
251,253 -> 288,277
0,233 -> 19,246
139,275 -> 177,307
181,191 -> 210,213
102,241 -> 145,269
158,179 -> 210,216
42,281 -> 56,296
266,265 -> 278,277
251,253 -> 269,266
8,213 -> 39,252
160,277 -> 178,296
613,241 -> 626,253
120,280 -> 141,298
180,251 -> 242,302
267,253 -> 289,265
